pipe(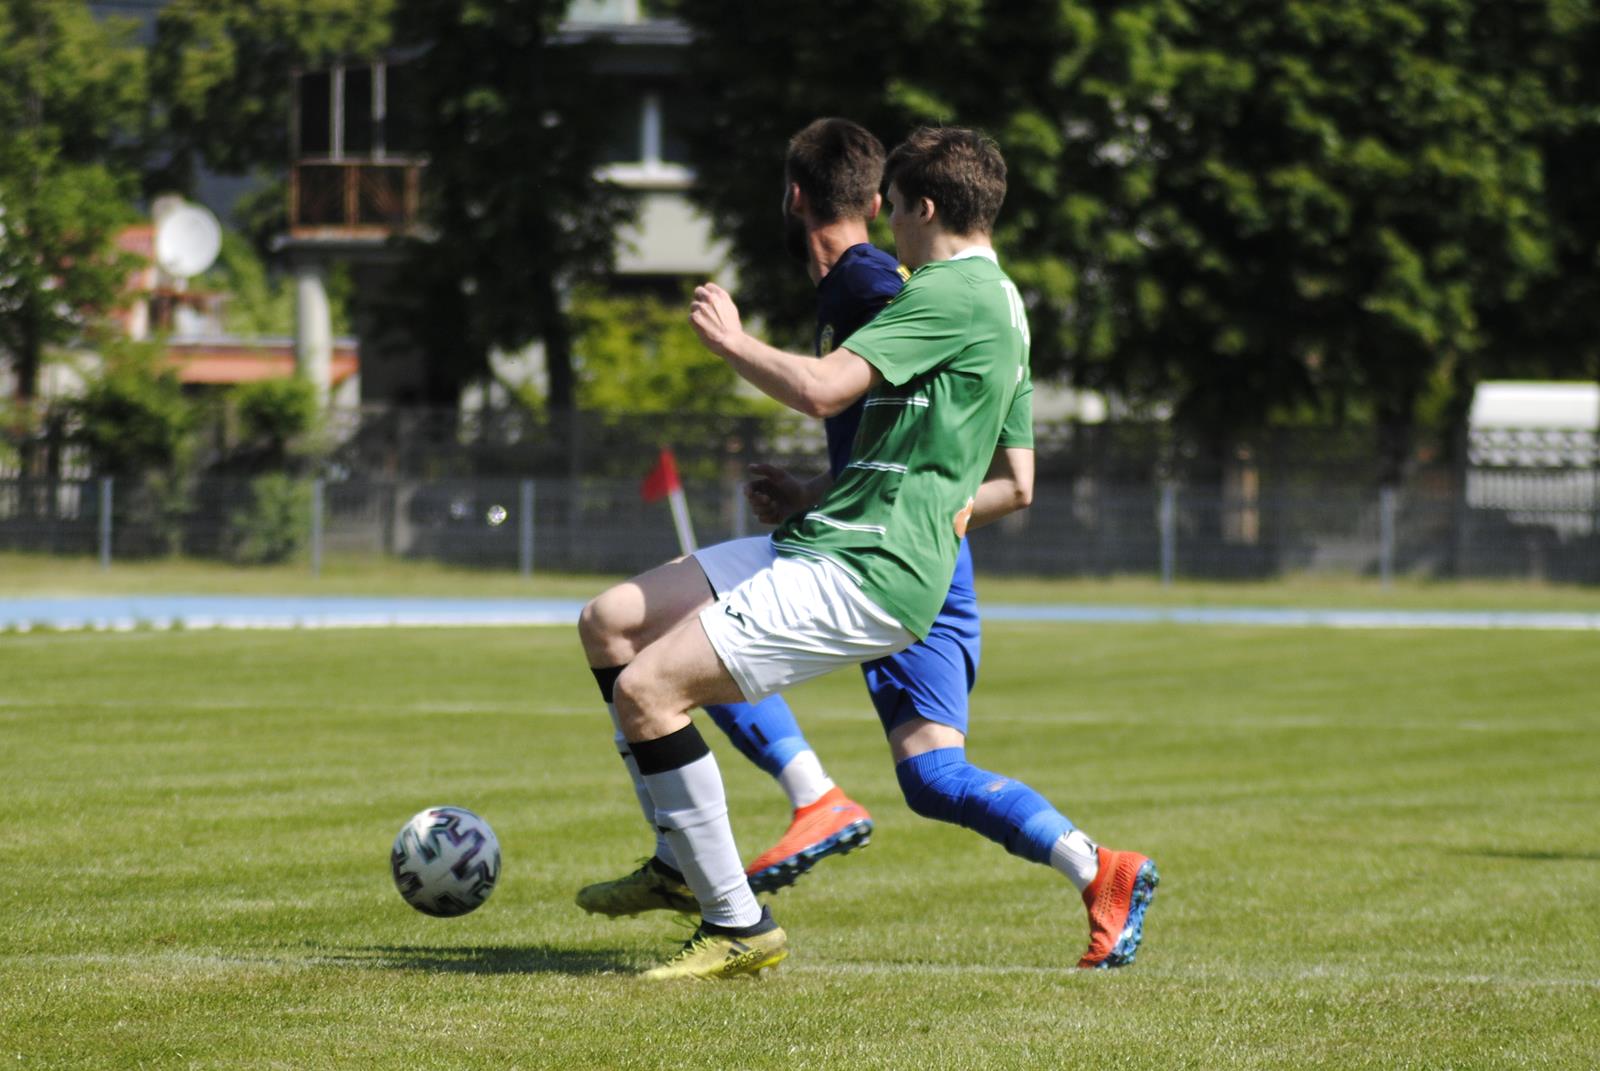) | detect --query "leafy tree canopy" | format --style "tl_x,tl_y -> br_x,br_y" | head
671,0 -> 1596,476
568,286 -> 780,416
148,0 -> 394,190
0,0 -> 145,404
